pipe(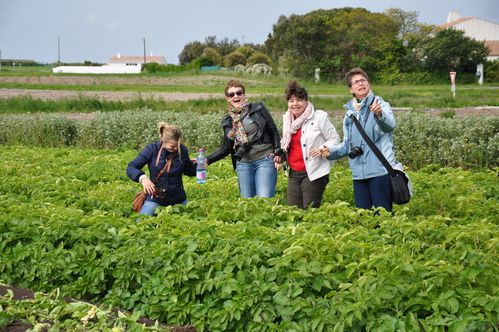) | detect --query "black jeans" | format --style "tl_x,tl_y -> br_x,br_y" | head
287,170 -> 329,209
